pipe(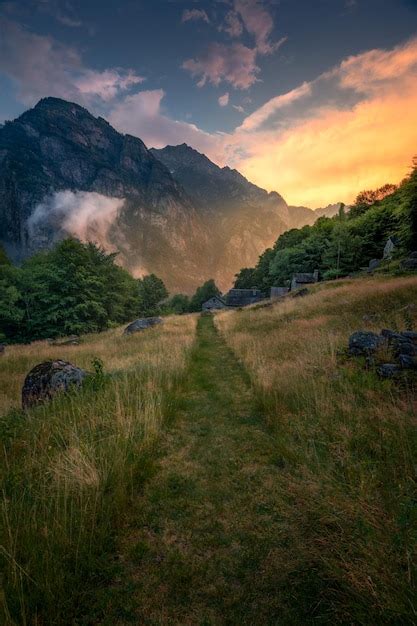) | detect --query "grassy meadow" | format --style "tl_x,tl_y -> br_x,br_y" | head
215,275 -> 417,623
0,315 -> 197,624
